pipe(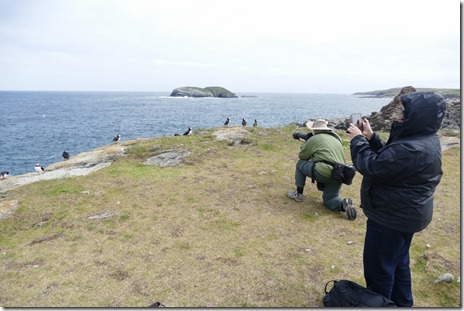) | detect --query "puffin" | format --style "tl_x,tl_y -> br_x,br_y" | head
62,150 -> 70,160
113,134 -> 121,142
253,119 -> 258,127
224,117 -> 231,126
0,171 -> 9,179
242,118 -> 247,126
183,127 -> 192,136
34,163 -> 45,174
